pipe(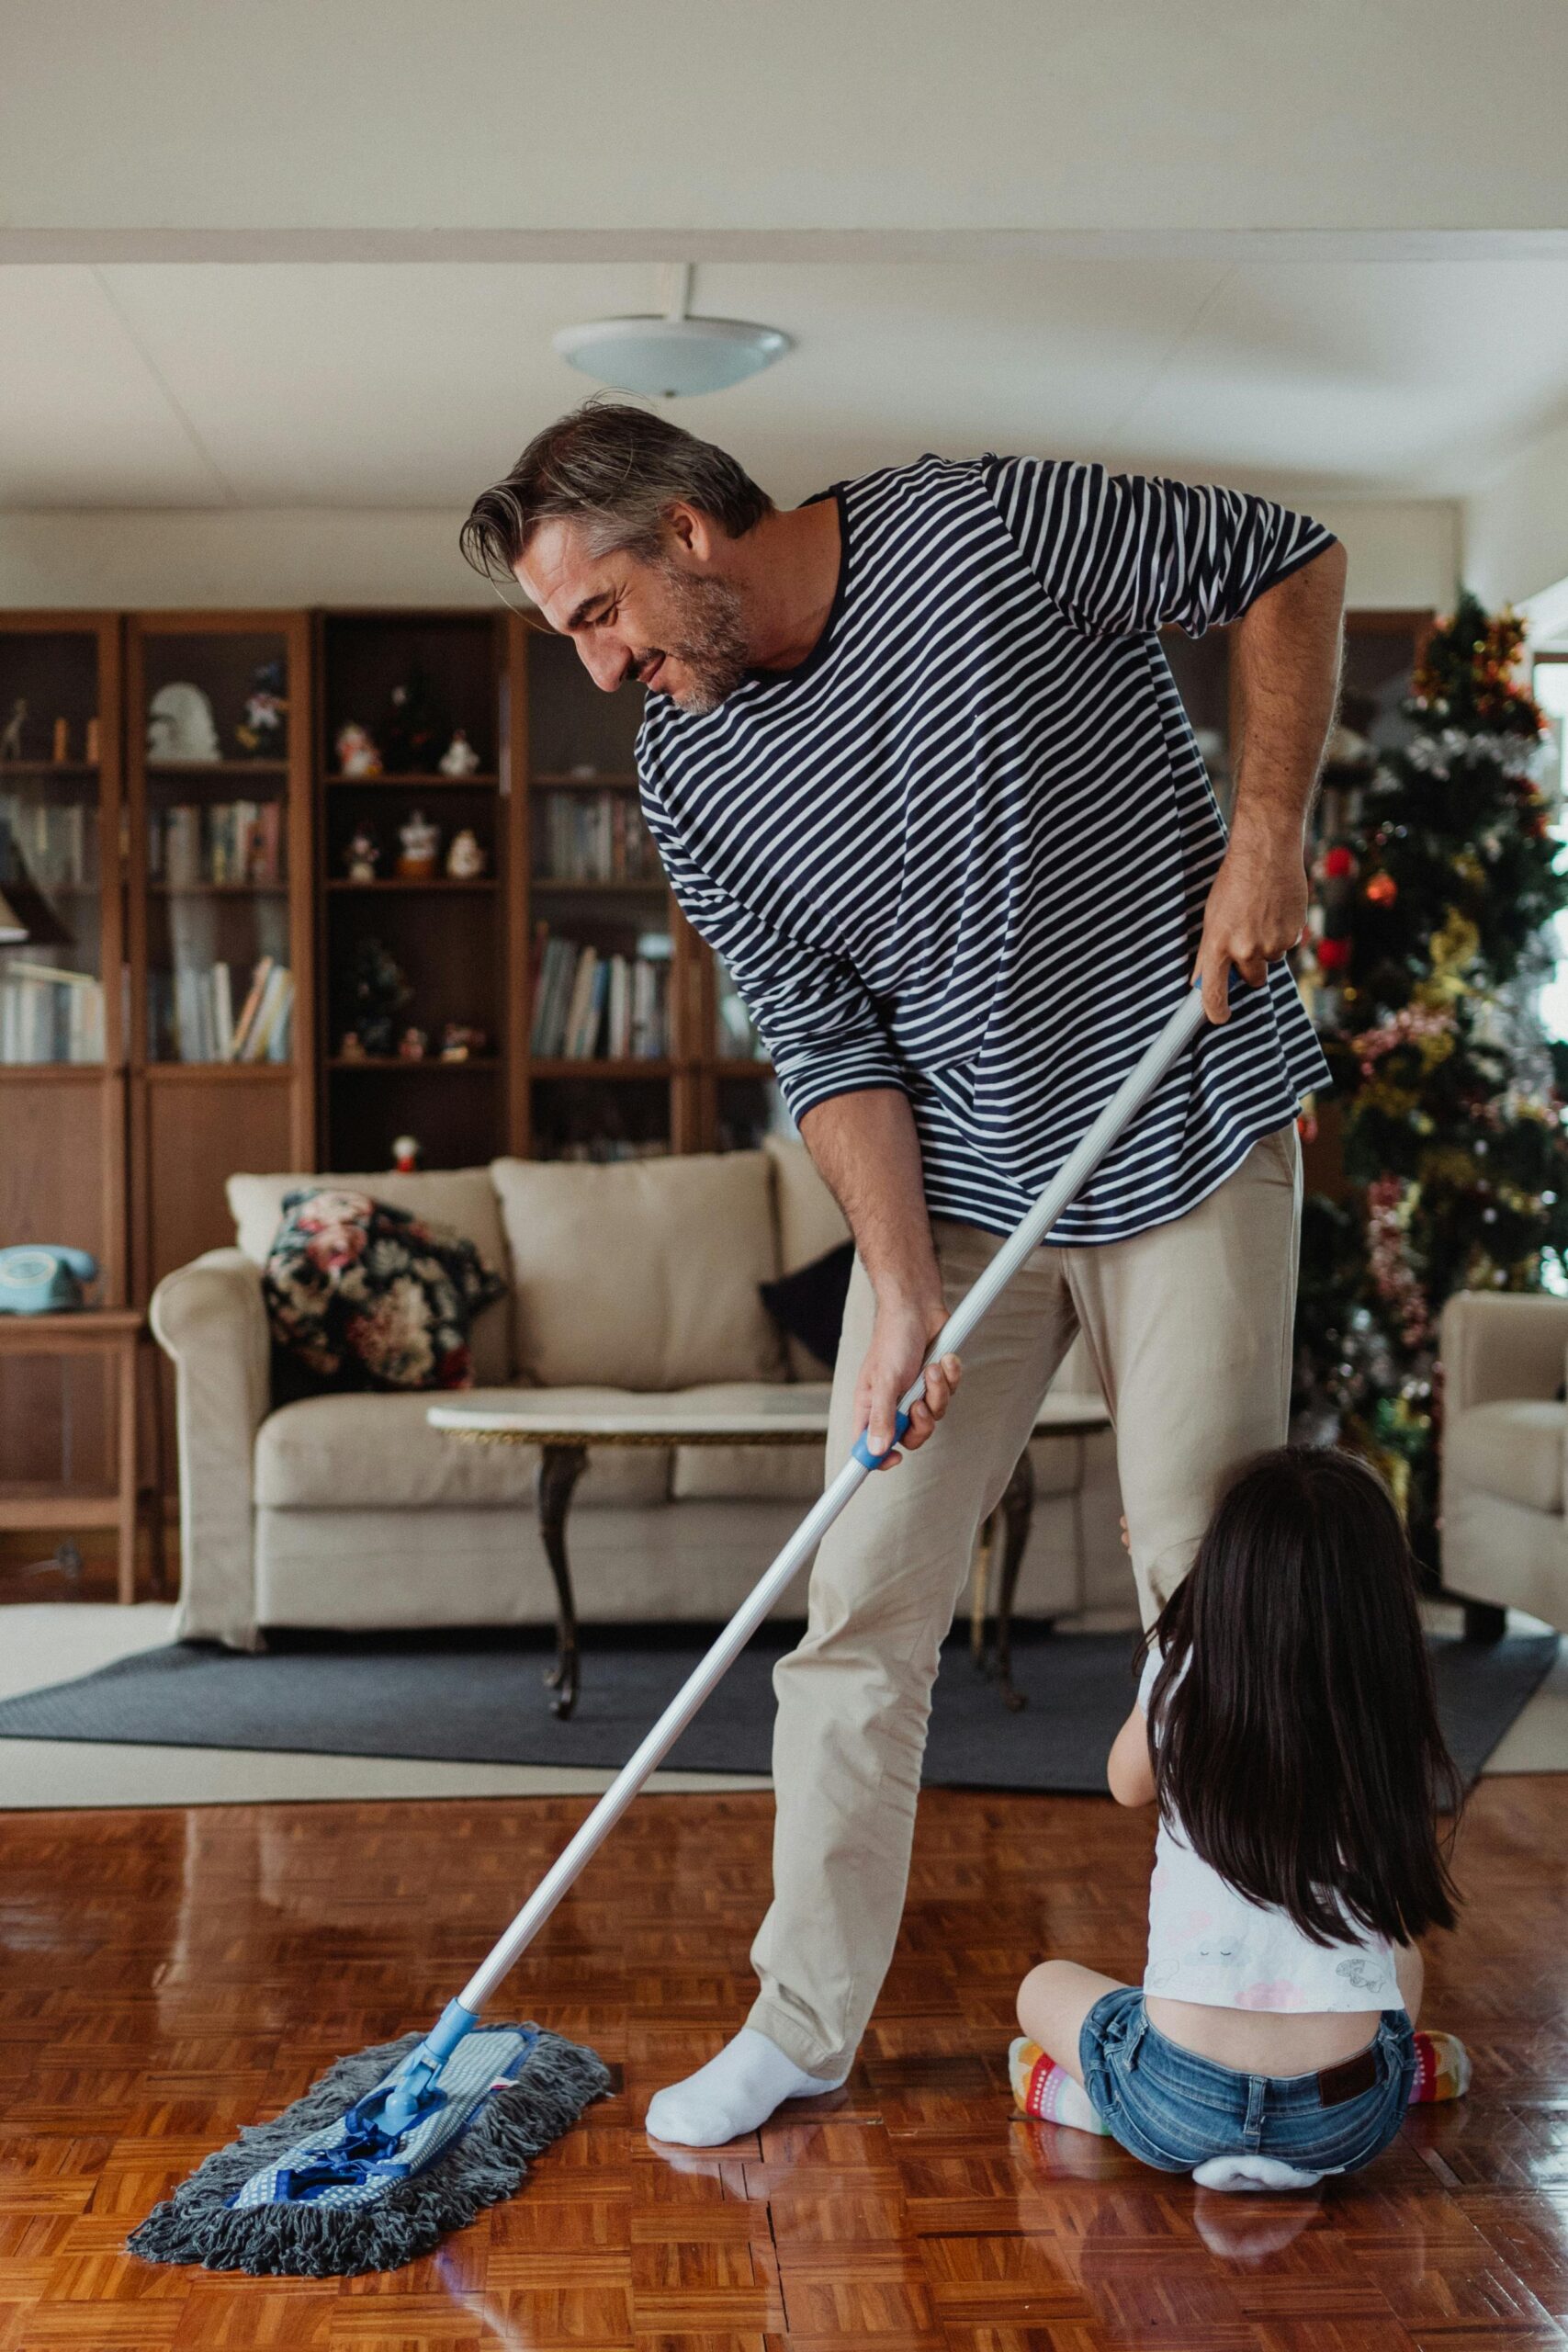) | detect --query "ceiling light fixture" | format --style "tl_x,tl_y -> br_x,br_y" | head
552,265 -> 791,401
